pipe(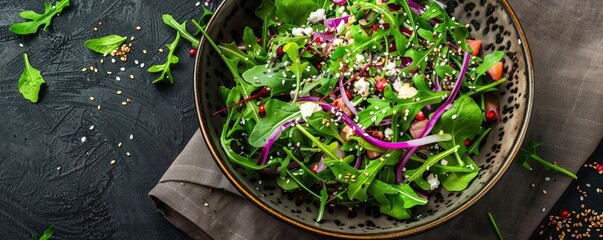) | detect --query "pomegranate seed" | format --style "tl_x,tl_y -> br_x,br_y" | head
486,110 -> 496,121
259,103 -> 266,117
258,87 -> 270,98
256,38 -> 262,44
277,46 -> 284,57
559,210 -> 570,219
464,139 -> 472,147
415,111 -> 426,121
450,63 -> 458,69
389,42 -> 397,52
371,131 -> 384,139
372,24 -> 379,31
311,164 -> 319,174
597,164 -> 603,172
387,4 -> 401,11
315,37 -> 324,43
382,23 -> 390,30
375,77 -> 388,92
316,63 -> 322,71
188,48 -> 197,57
345,90 -> 353,100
